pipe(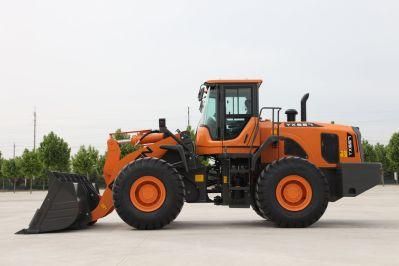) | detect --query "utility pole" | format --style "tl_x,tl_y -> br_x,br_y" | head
187,106 -> 190,128
31,108 -> 37,194
13,142 -> 16,193
33,107 -> 37,151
